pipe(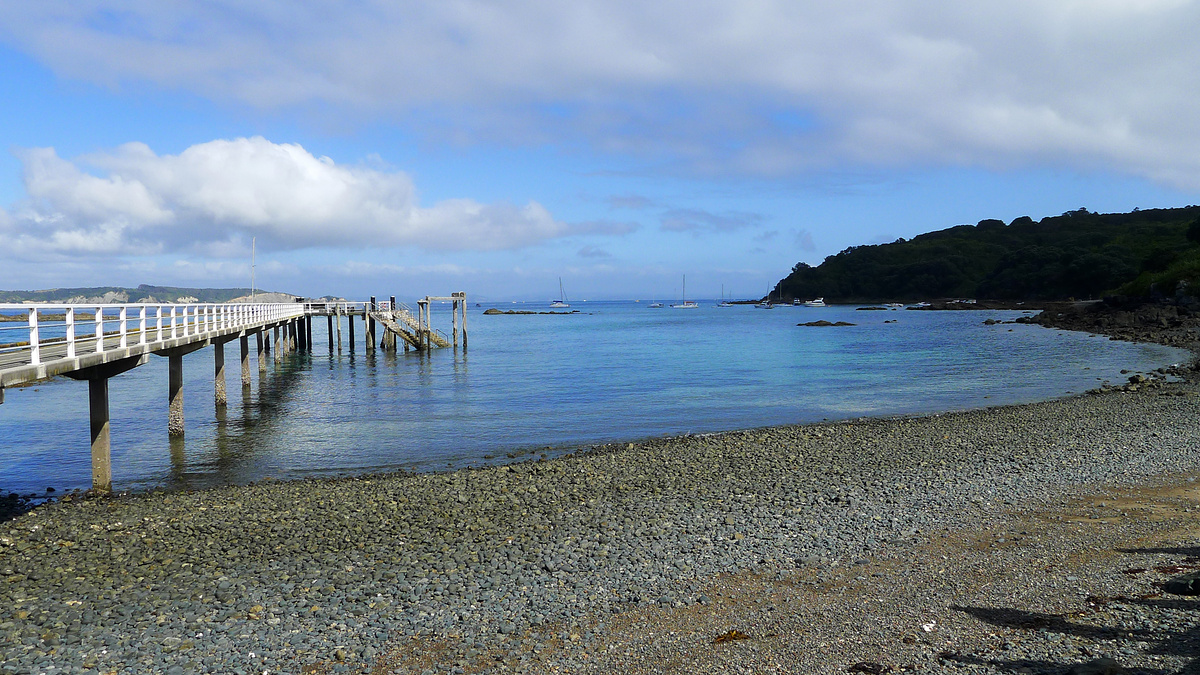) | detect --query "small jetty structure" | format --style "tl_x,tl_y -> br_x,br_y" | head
0,293 -> 467,492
